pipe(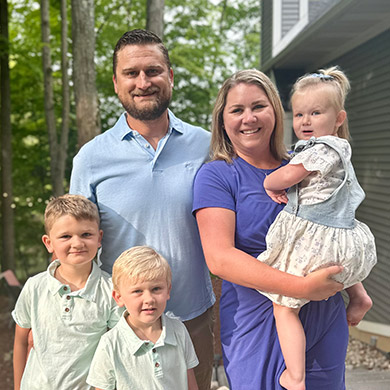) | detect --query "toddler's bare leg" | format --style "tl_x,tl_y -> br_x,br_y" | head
346,282 -> 372,326
273,303 -> 305,390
